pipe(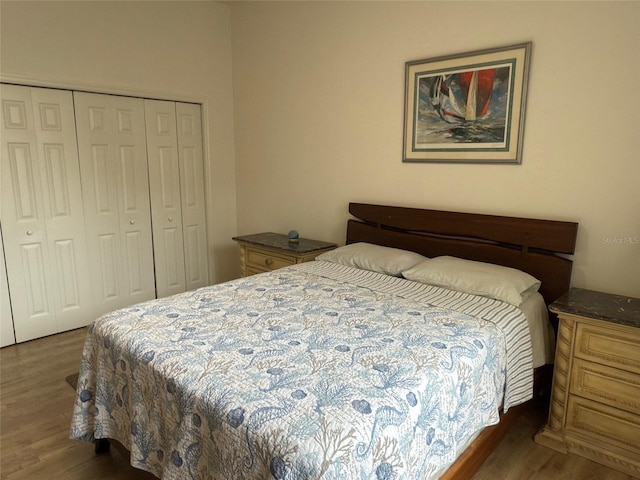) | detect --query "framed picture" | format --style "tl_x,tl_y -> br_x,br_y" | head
403,42 -> 532,164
